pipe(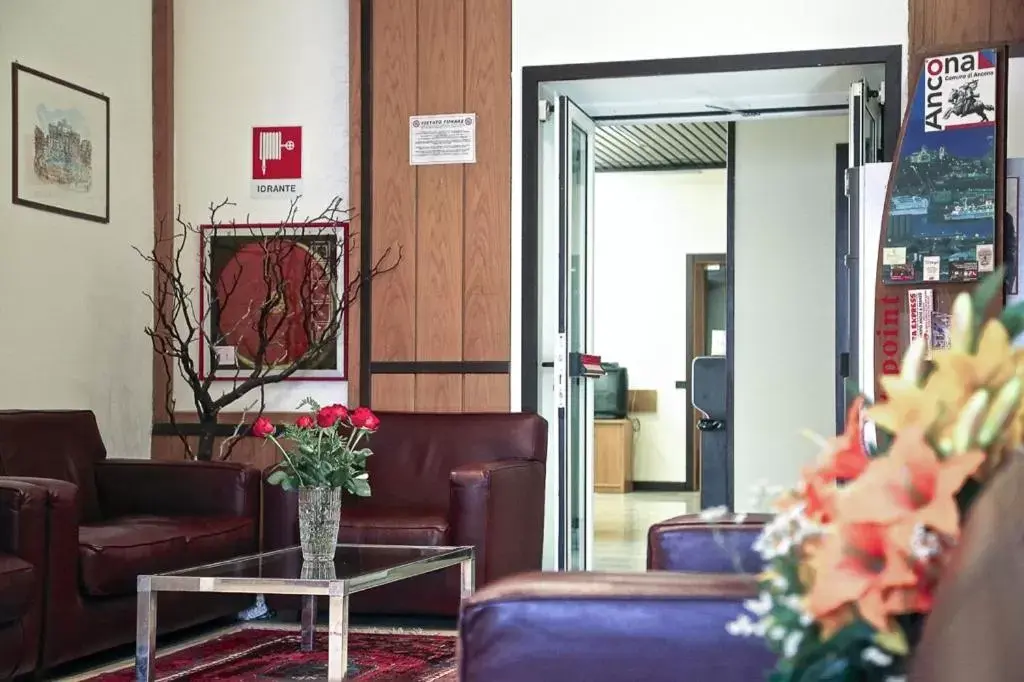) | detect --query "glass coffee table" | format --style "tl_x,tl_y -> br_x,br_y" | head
135,544 -> 475,681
